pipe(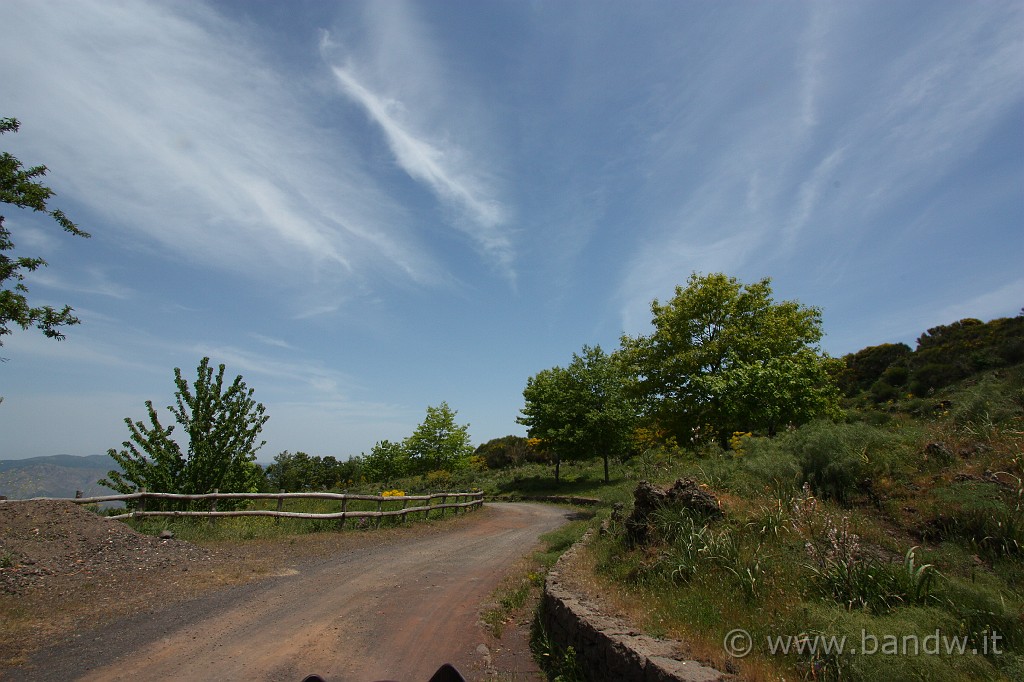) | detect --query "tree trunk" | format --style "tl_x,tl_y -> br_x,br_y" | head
555,453 -> 560,485
603,453 -> 609,483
